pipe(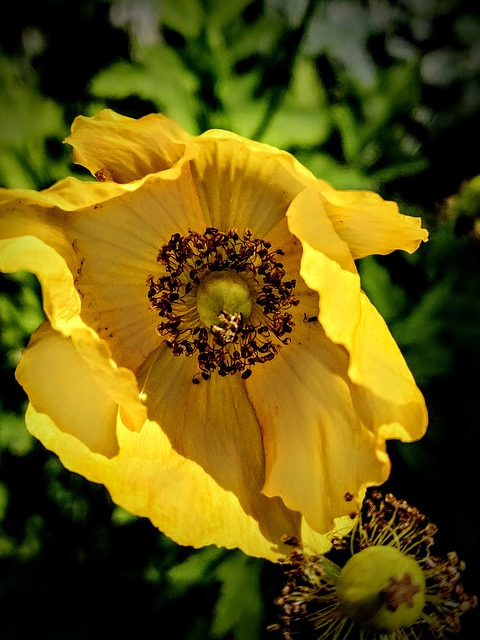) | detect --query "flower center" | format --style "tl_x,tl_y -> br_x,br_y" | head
196,271 -> 253,329
147,228 -> 298,382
